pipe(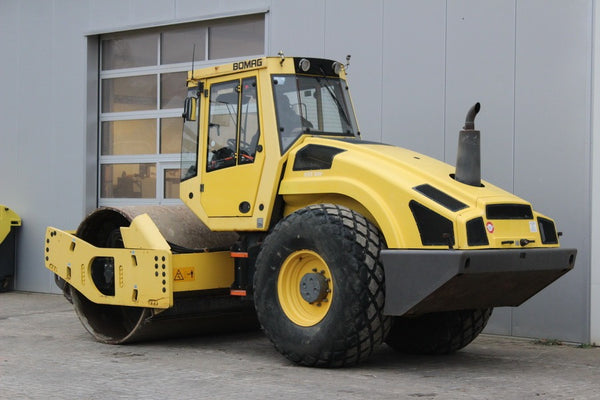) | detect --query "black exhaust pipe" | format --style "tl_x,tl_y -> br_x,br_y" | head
455,102 -> 481,187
